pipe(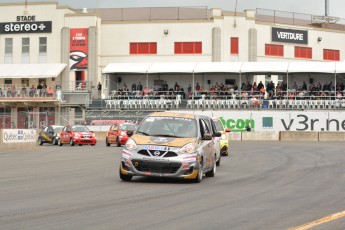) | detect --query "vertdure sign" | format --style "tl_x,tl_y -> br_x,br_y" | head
0,21 -> 52,34
272,27 -> 308,44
